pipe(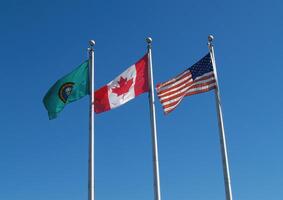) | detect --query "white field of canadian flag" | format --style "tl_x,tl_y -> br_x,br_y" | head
94,55 -> 148,113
